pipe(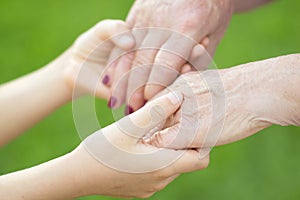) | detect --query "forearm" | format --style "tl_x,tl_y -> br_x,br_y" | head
0,51 -> 71,146
224,54 -> 300,128
0,151 -> 92,200
243,54 -> 300,126
231,0 -> 273,13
